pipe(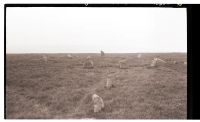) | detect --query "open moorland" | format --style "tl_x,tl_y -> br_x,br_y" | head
6,53 -> 187,119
